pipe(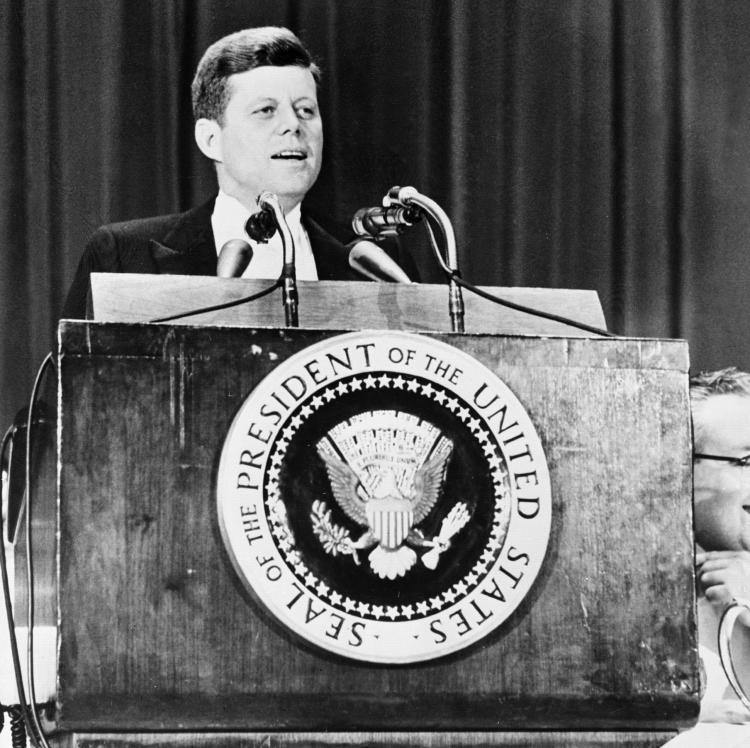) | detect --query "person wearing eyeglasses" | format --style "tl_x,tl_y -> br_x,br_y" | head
664,368 -> 750,746
664,368 -> 750,747
692,368 -> 750,628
